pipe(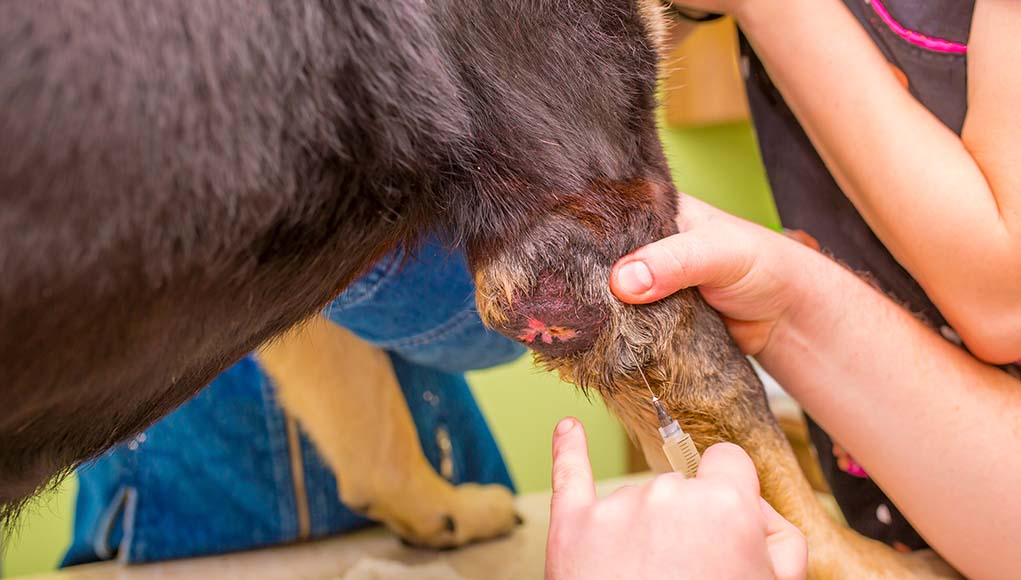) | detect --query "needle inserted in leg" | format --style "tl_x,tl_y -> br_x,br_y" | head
623,344 -> 657,399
